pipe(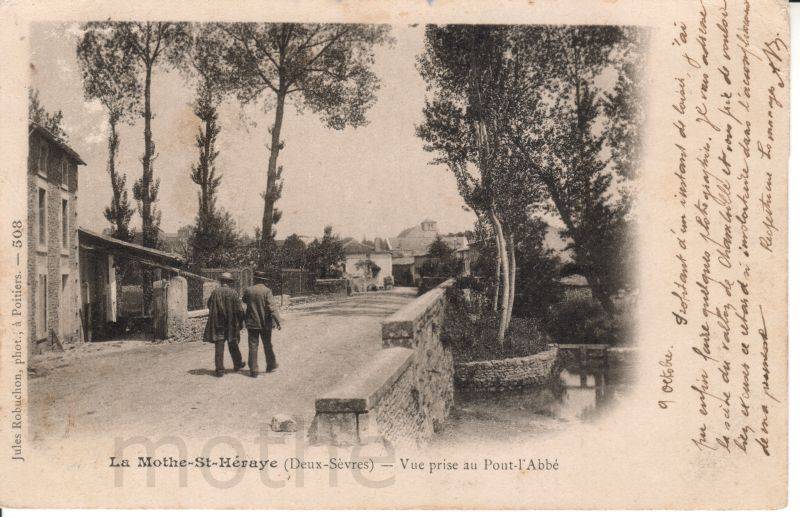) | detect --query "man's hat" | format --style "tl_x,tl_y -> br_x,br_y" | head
219,272 -> 235,284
